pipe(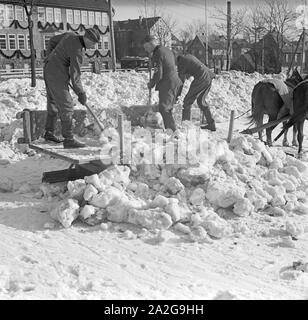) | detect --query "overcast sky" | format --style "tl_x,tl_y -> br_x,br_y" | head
112,0 -> 304,34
